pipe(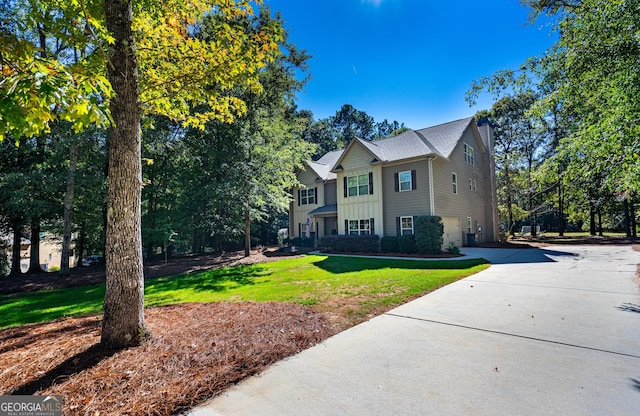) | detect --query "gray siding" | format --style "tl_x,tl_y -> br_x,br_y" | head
298,169 -> 317,184
324,181 -> 337,205
432,126 -> 494,243
382,160 -> 431,236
